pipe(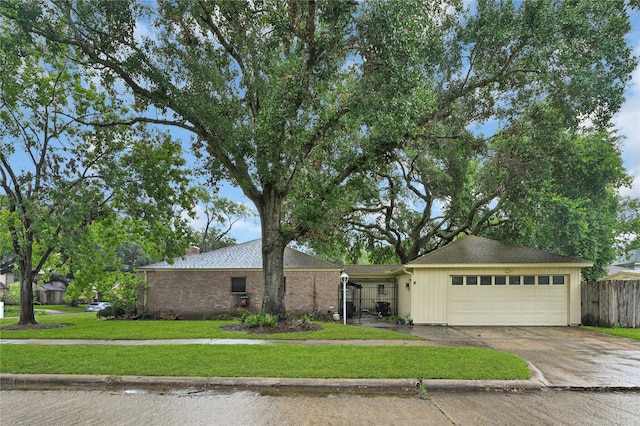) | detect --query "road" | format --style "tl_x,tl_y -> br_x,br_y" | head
2,388 -> 639,425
